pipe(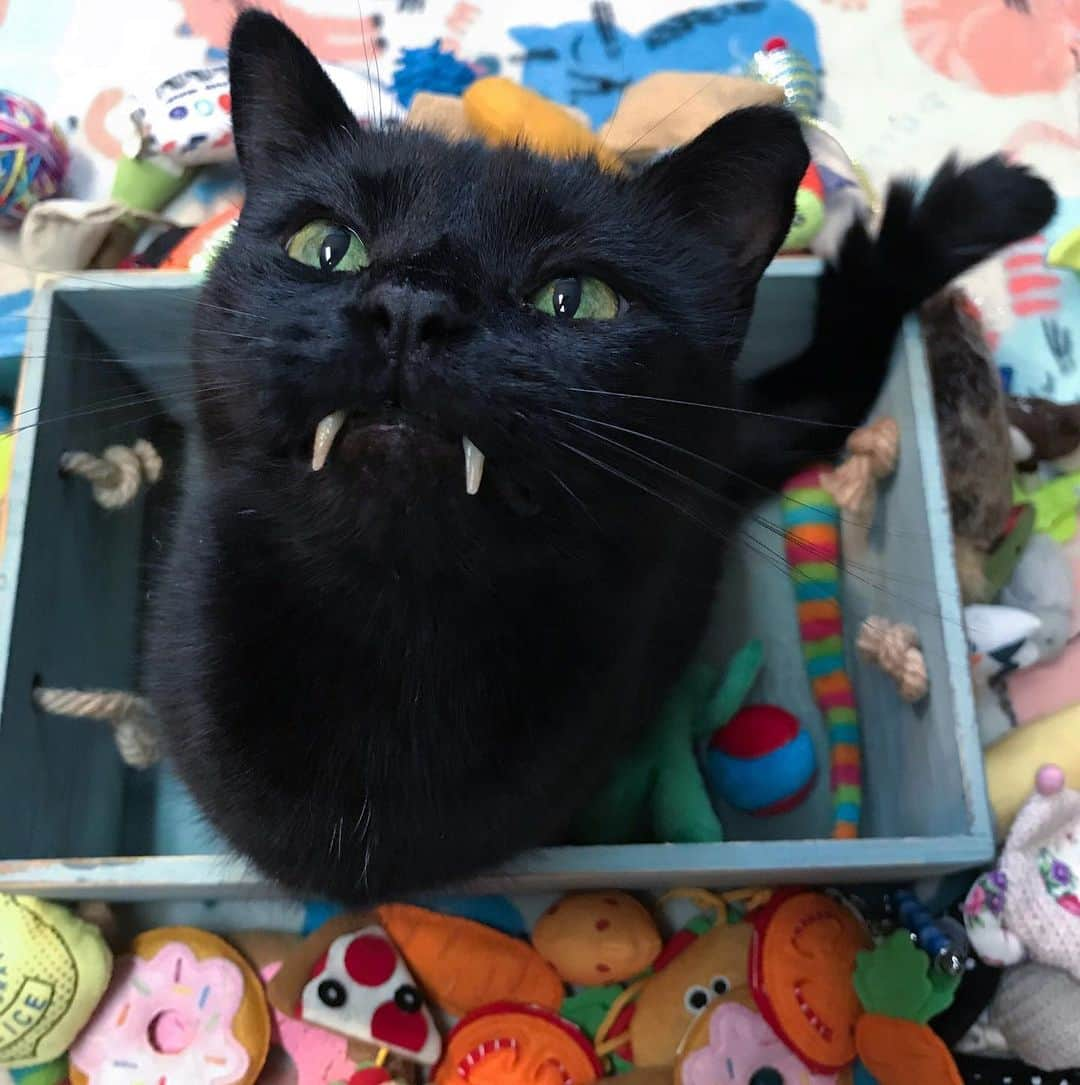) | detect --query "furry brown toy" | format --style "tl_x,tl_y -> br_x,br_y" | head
922,289 -> 1015,602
